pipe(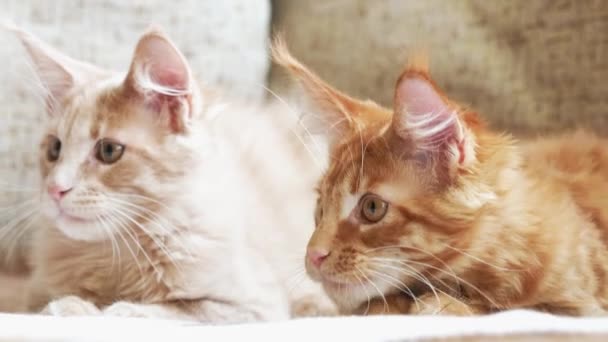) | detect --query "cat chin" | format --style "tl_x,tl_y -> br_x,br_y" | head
53,216 -> 110,242
321,276 -> 395,312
